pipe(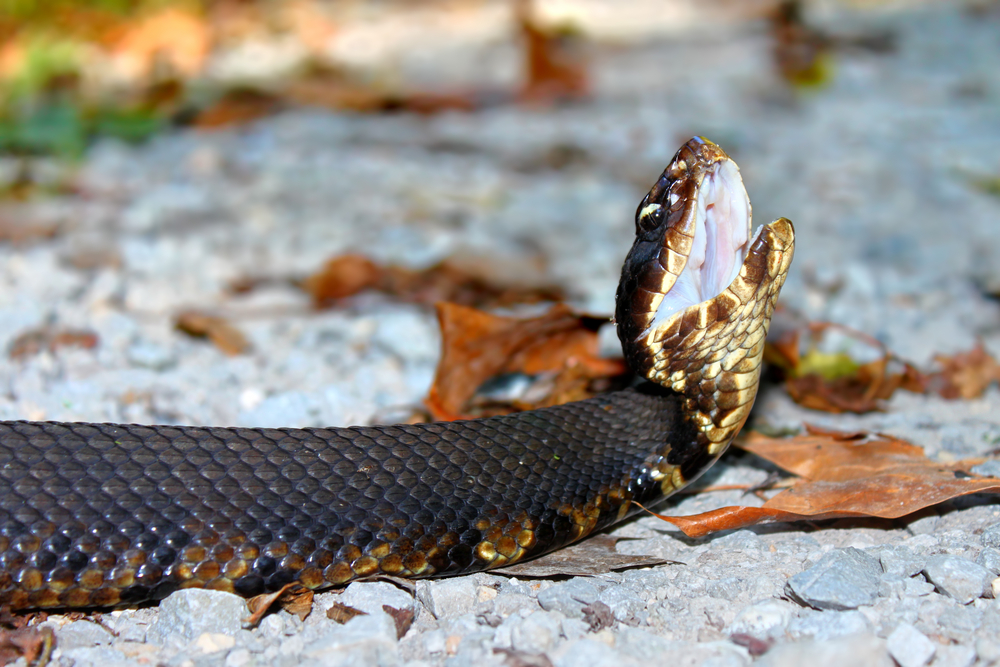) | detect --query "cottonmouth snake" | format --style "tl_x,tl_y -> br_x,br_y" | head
0,138 -> 794,610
